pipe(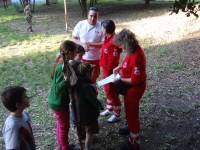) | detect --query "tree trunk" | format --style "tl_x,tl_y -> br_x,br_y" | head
64,0 -> 68,31
46,0 -> 50,5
